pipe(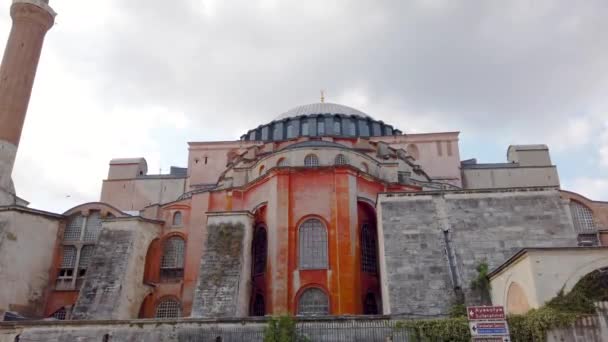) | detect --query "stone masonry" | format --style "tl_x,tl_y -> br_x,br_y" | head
192,212 -> 253,317
71,218 -> 160,320
379,188 -> 577,316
